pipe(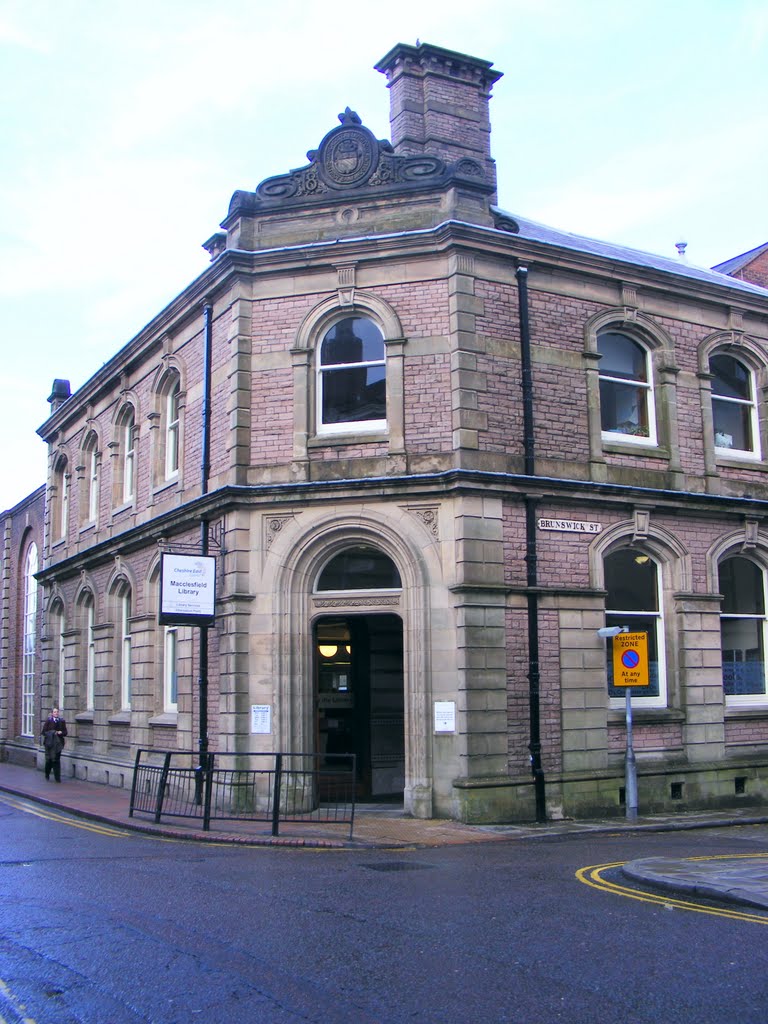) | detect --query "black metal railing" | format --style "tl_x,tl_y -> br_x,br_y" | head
129,749 -> 356,838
